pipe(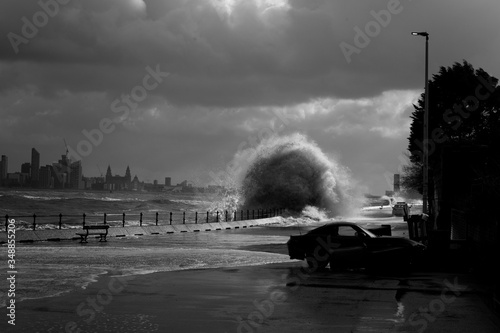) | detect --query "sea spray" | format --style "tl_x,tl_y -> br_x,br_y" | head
227,133 -> 360,217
